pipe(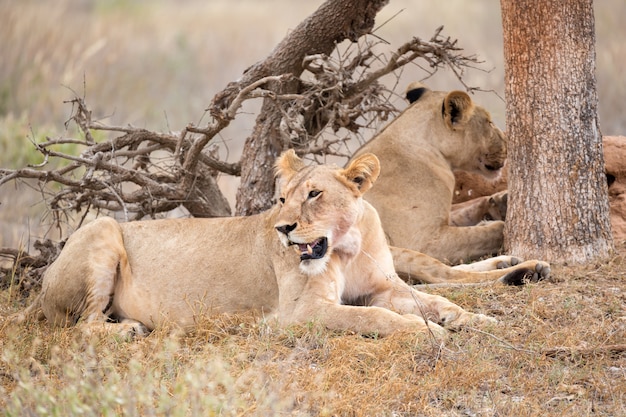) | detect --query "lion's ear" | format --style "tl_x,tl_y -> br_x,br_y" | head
341,153 -> 380,195
442,90 -> 474,129
275,149 -> 305,190
405,82 -> 429,104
